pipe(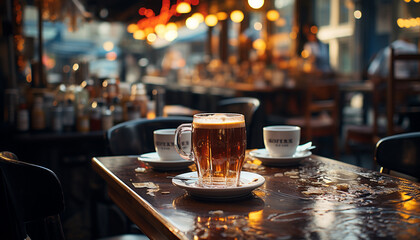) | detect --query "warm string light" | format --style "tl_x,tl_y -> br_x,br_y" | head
186,17 -> 200,29
131,0 -> 201,43
176,2 -> 191,14
397,17 -> 420,28
205,14 -> 218,27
